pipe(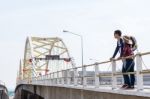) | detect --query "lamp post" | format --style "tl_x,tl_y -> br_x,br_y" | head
63,30 -> 85,85
63,30 -> 84,68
